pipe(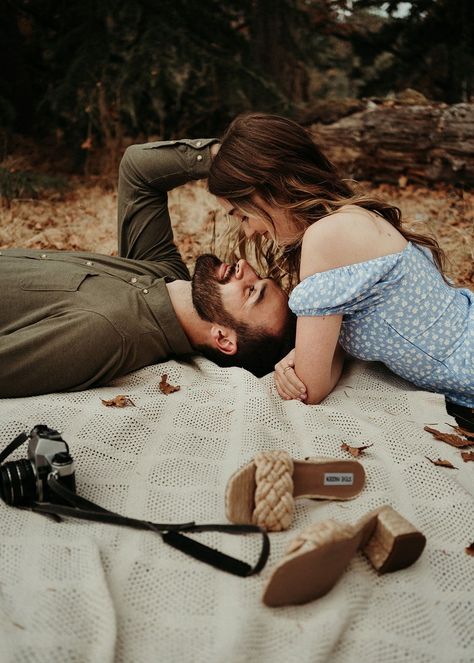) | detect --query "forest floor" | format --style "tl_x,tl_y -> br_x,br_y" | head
0,174 -> 473,288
